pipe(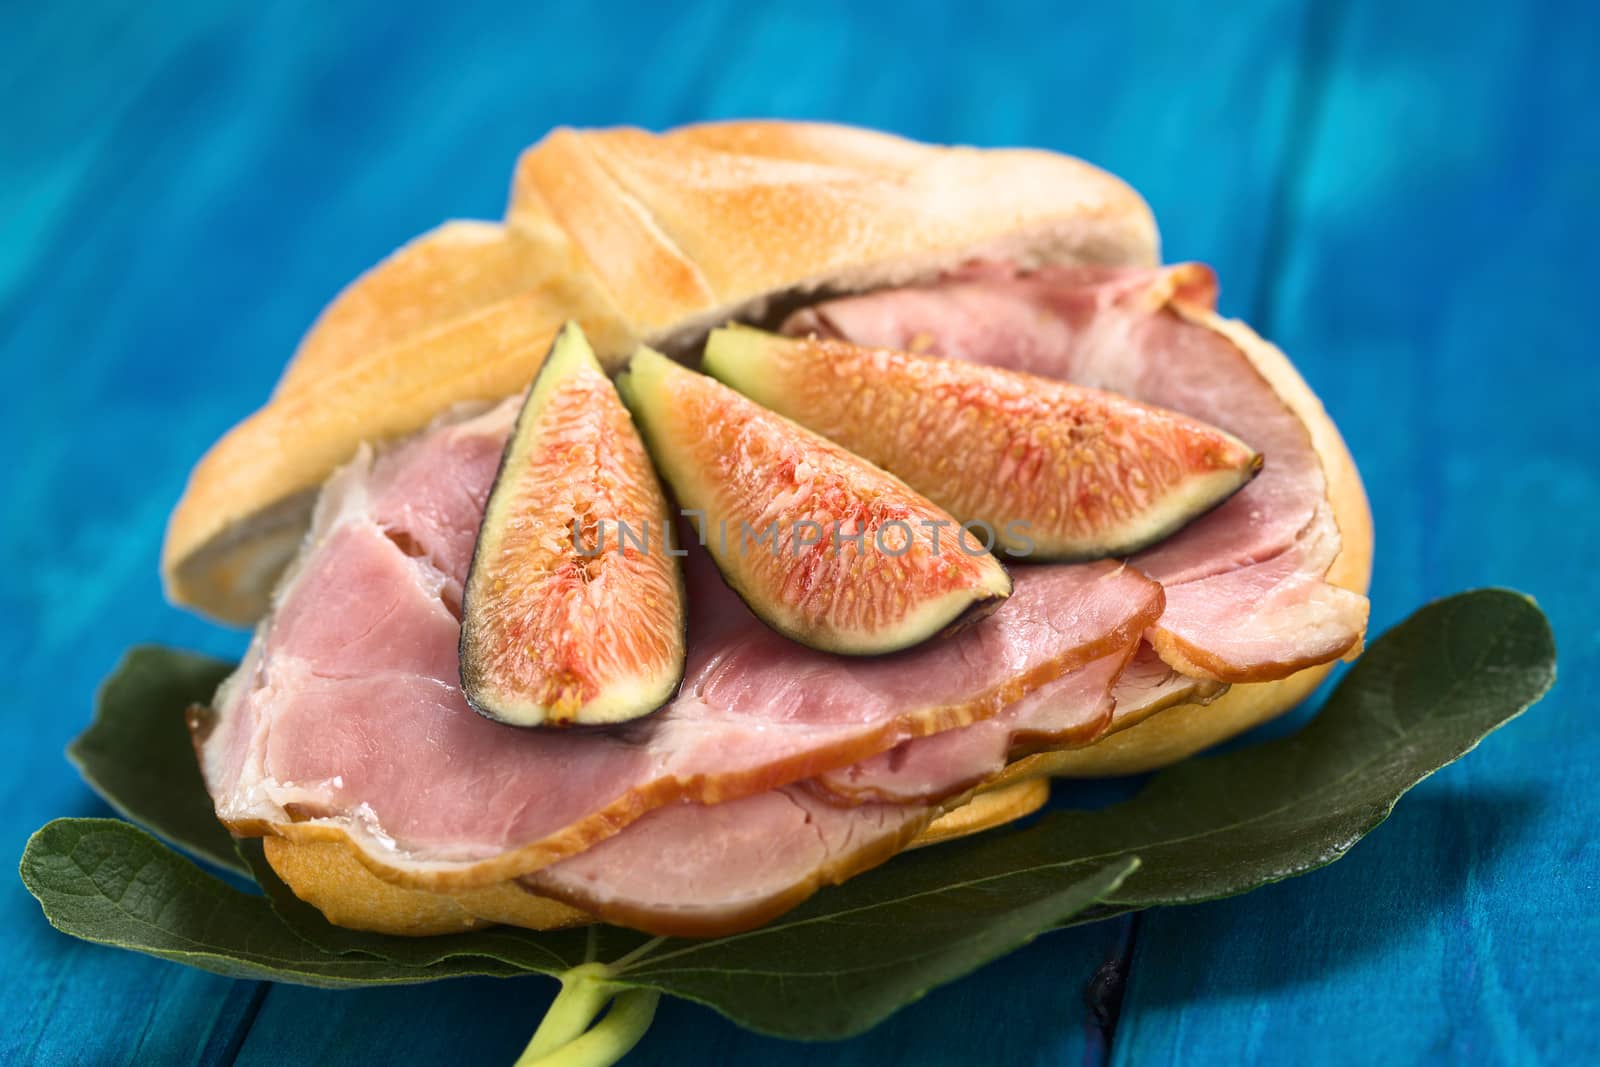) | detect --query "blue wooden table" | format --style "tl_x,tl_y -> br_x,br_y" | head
4,1 -> 1595,1062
